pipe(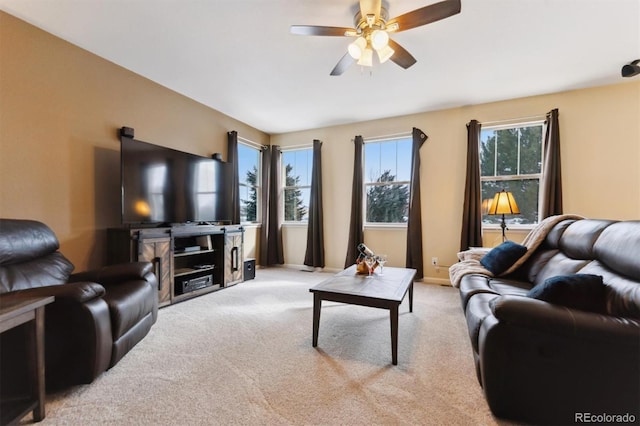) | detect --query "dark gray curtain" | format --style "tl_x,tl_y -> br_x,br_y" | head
266,145 -> 284,265
344,135 -> 364,268
304,140 -> 325,268
259,146 -> 271,266
540,108 -> 563,218
227,131 -> 240,224
460,120 -> 483,251
406,128 -> 427,279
